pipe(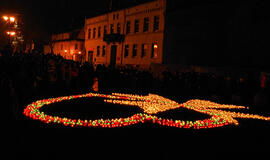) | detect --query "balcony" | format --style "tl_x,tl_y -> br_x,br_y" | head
103,33 -> 125,43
